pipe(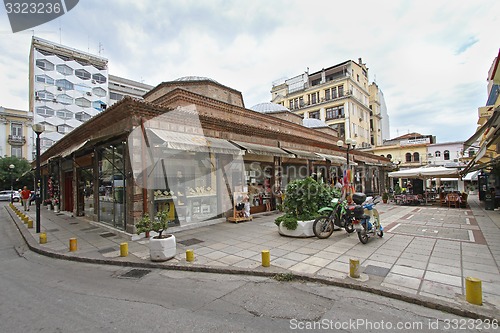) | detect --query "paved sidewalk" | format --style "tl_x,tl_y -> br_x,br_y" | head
5,197 -> 500,320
